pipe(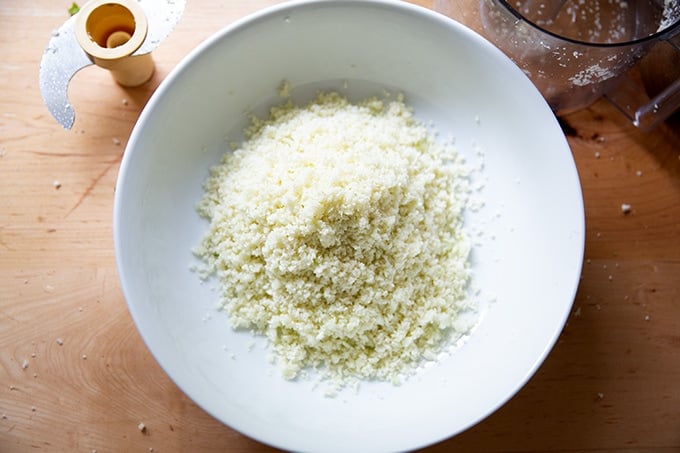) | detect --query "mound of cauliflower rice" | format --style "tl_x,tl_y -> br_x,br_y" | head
193,89 -> 475,385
